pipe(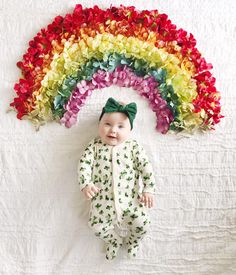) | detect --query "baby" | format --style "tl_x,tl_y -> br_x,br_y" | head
78,97 -> 156,260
